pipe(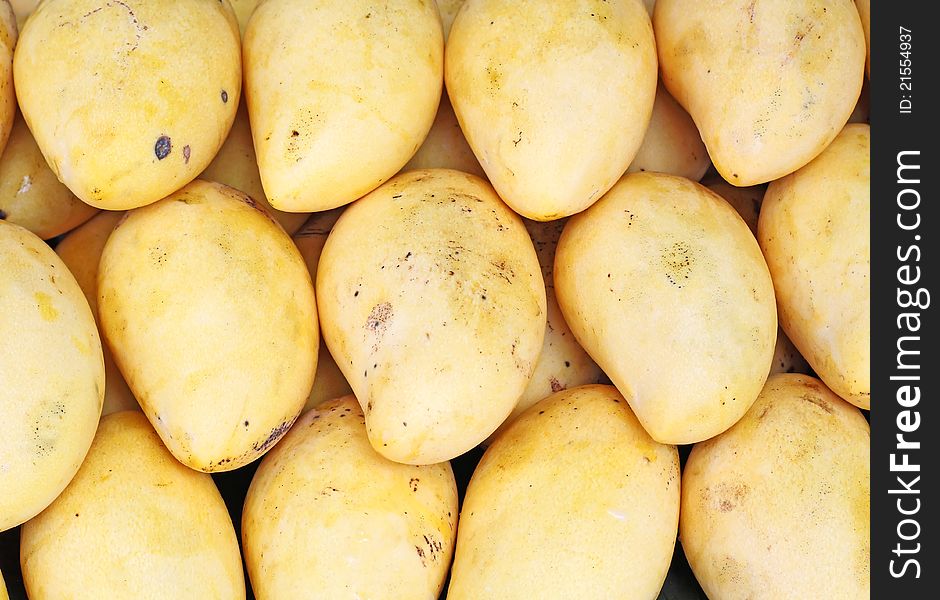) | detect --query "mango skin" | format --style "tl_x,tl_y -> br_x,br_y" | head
681,374 -> 870,600
770,327 -> 810,377
486,218 -> 602,444
201,100 -> 309,234
402,92 -> 486,180
98,180 -> 318,472
229,0 -> 260,34
448,385 -> 679,600
55,211 -> 138,415
13,0 -> 241,210
759,124 -> 870,409
9,0 -> 35,28
554,173 -> 777,444
626,83 -> 709,181
654,0 -> 865,185
446,0 -> 657,220
292,209 -> 354,411
243,396 -> 458,600
0,2 -> 15,156
317,169 -> 546,465
0,113 -> 99,239
244,0 -> 443,212
0,566 -> 6,600
704,178 -> 765,236
21,411 -> 245,600
0,220 -> 104,532
436,0 -> 464,41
